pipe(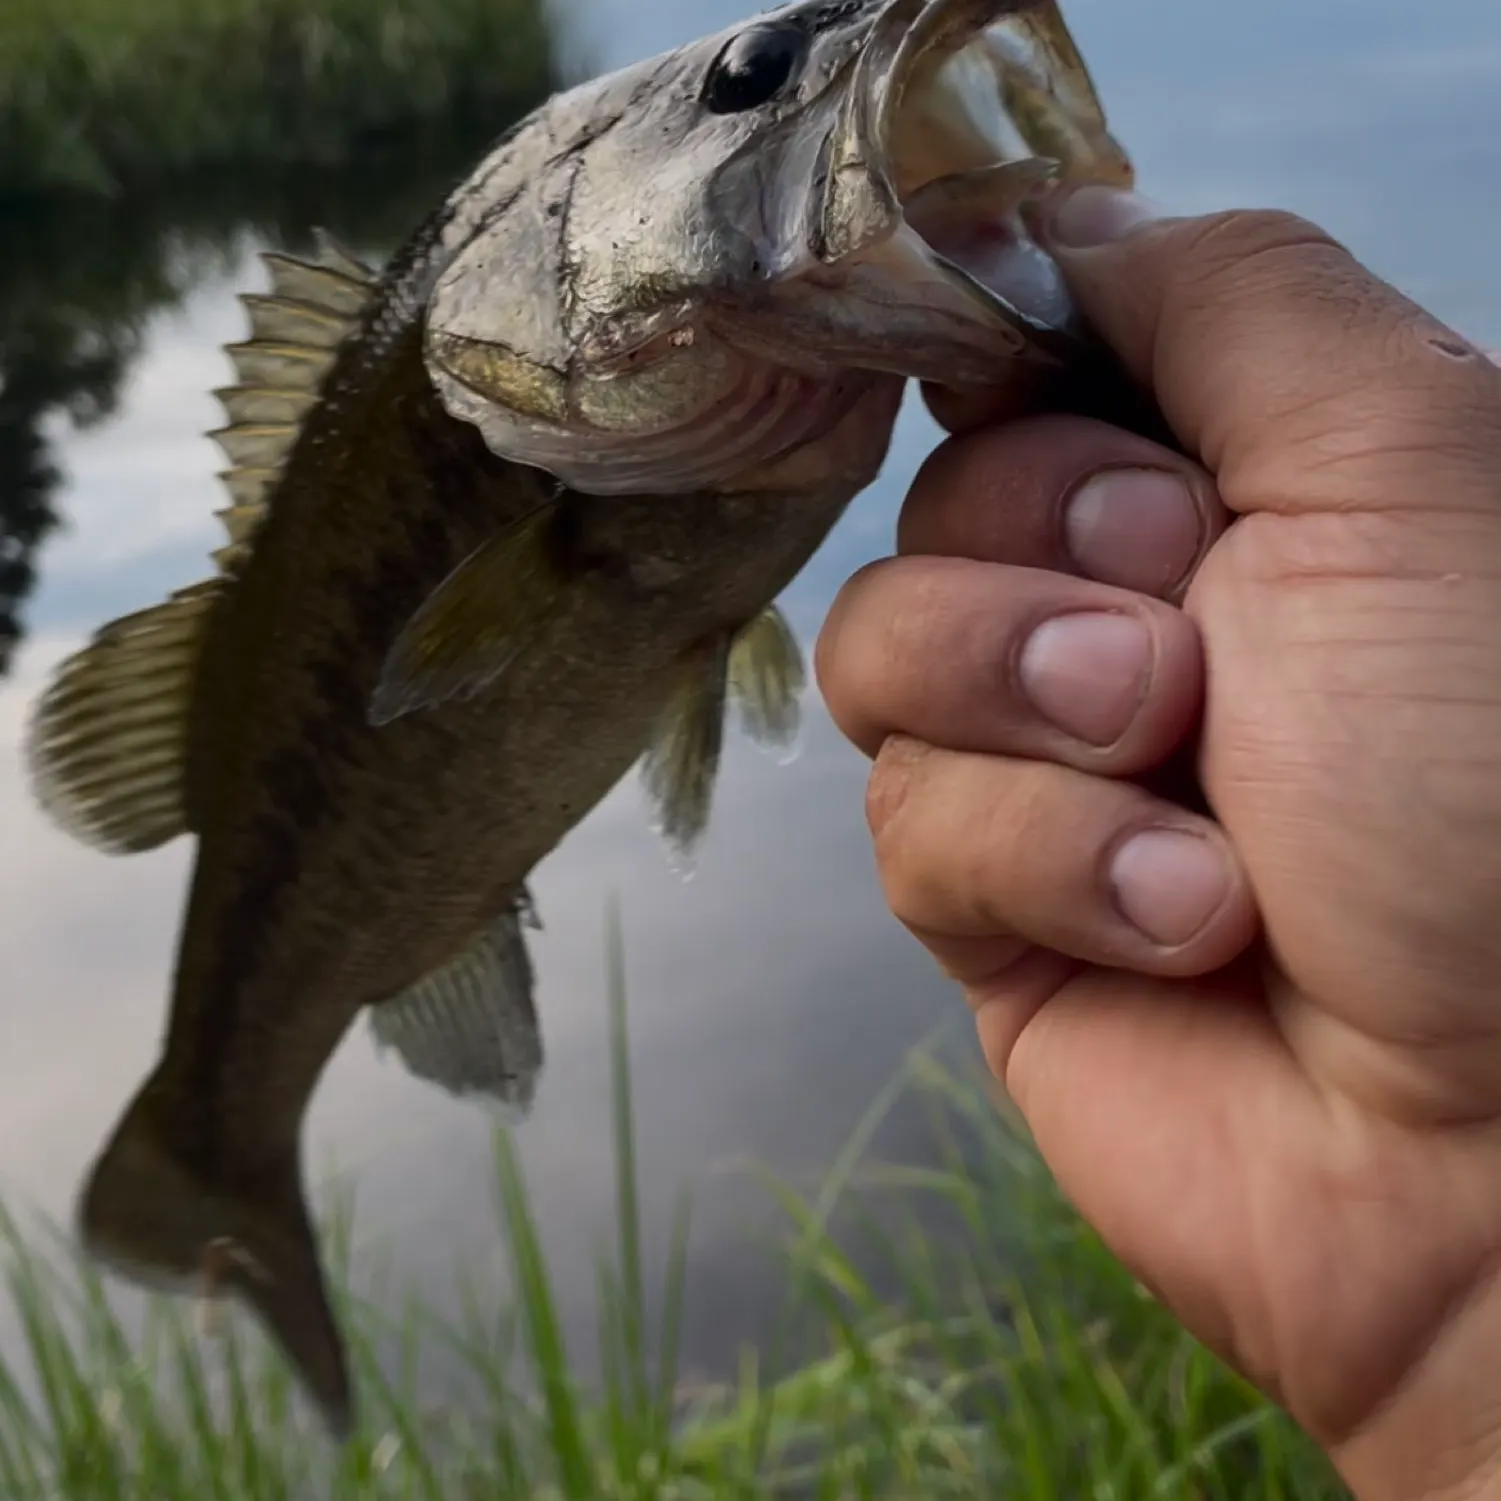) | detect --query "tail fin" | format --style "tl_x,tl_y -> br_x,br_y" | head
76,1081 -> 354,1437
